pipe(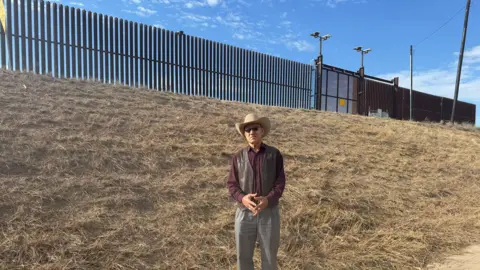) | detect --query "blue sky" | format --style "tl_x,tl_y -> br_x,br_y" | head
60,0 -> 479,124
